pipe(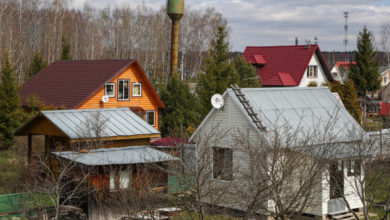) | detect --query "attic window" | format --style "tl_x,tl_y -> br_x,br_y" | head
132,82 -> 142,97
118,79 -> 130,101
307,65 -> 318,78
105,83 -> 115,98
